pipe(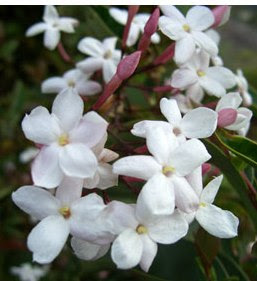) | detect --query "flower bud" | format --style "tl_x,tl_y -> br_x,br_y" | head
202,163 -> 211,175
117,51 -> 141,80
217,108 -> 237,128
212,6 -> 231,28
